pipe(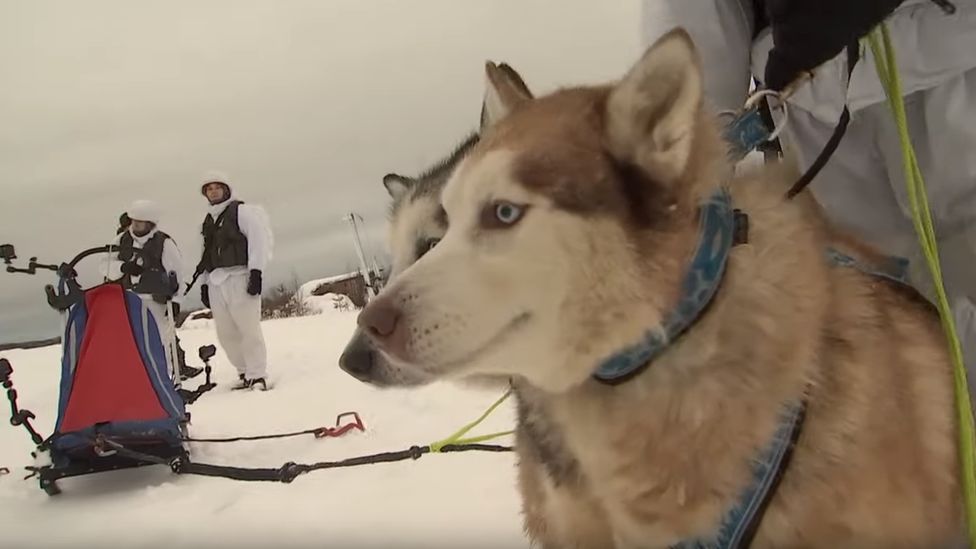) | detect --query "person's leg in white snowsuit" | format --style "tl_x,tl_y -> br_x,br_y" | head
209,272 -> 267,381
786,66 -> 976,399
